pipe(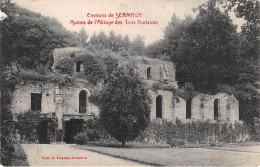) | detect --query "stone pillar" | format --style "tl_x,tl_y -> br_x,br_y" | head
55,86 -> 63,130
